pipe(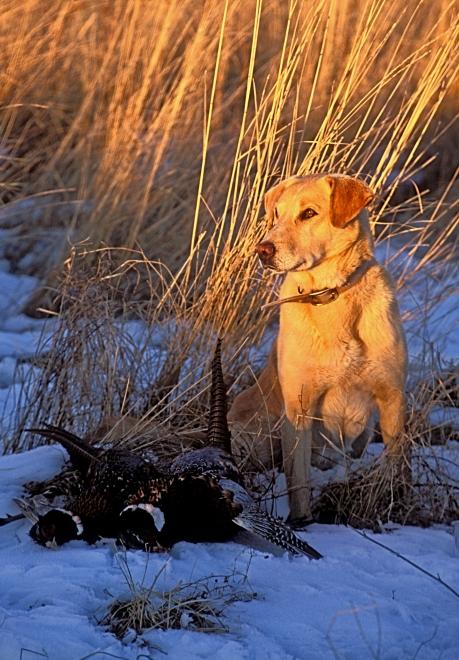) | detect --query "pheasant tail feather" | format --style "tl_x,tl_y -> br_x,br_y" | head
207,339 -> 232,454
26,424 -> 97,471
234,509 -> 322,559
